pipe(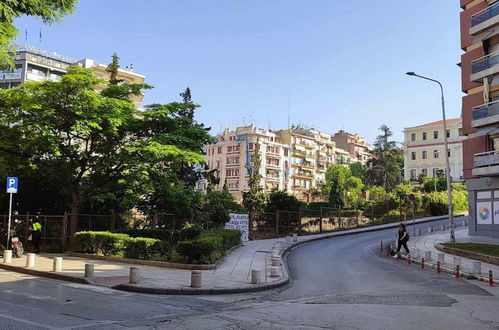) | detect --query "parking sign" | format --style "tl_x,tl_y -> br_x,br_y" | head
6,177 -> 18,193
